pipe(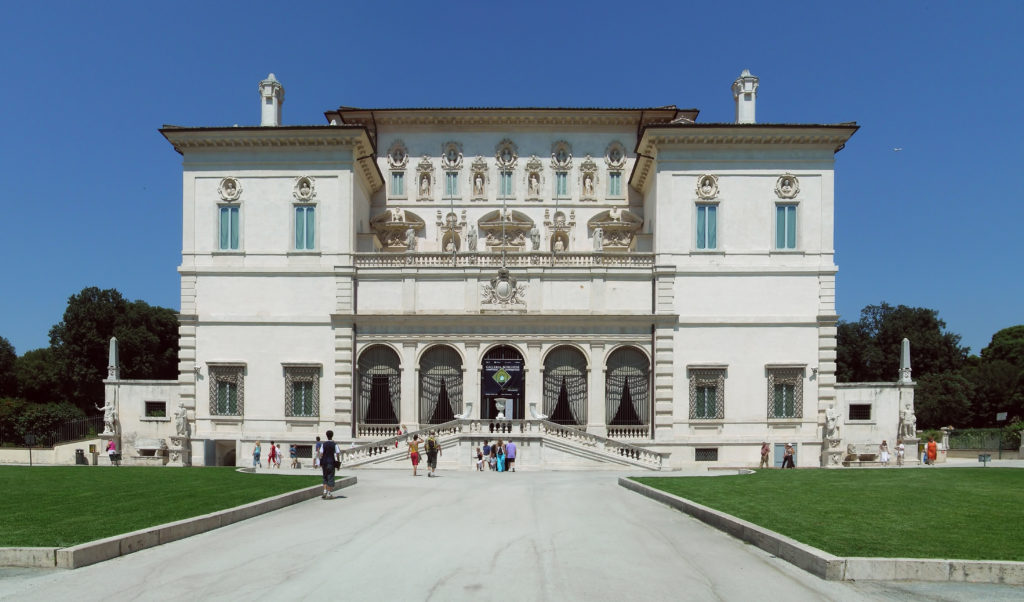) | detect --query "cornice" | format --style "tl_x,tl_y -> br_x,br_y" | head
326,108 -> 694,130
160,126 -> 383,194
629,124 -> 858,193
